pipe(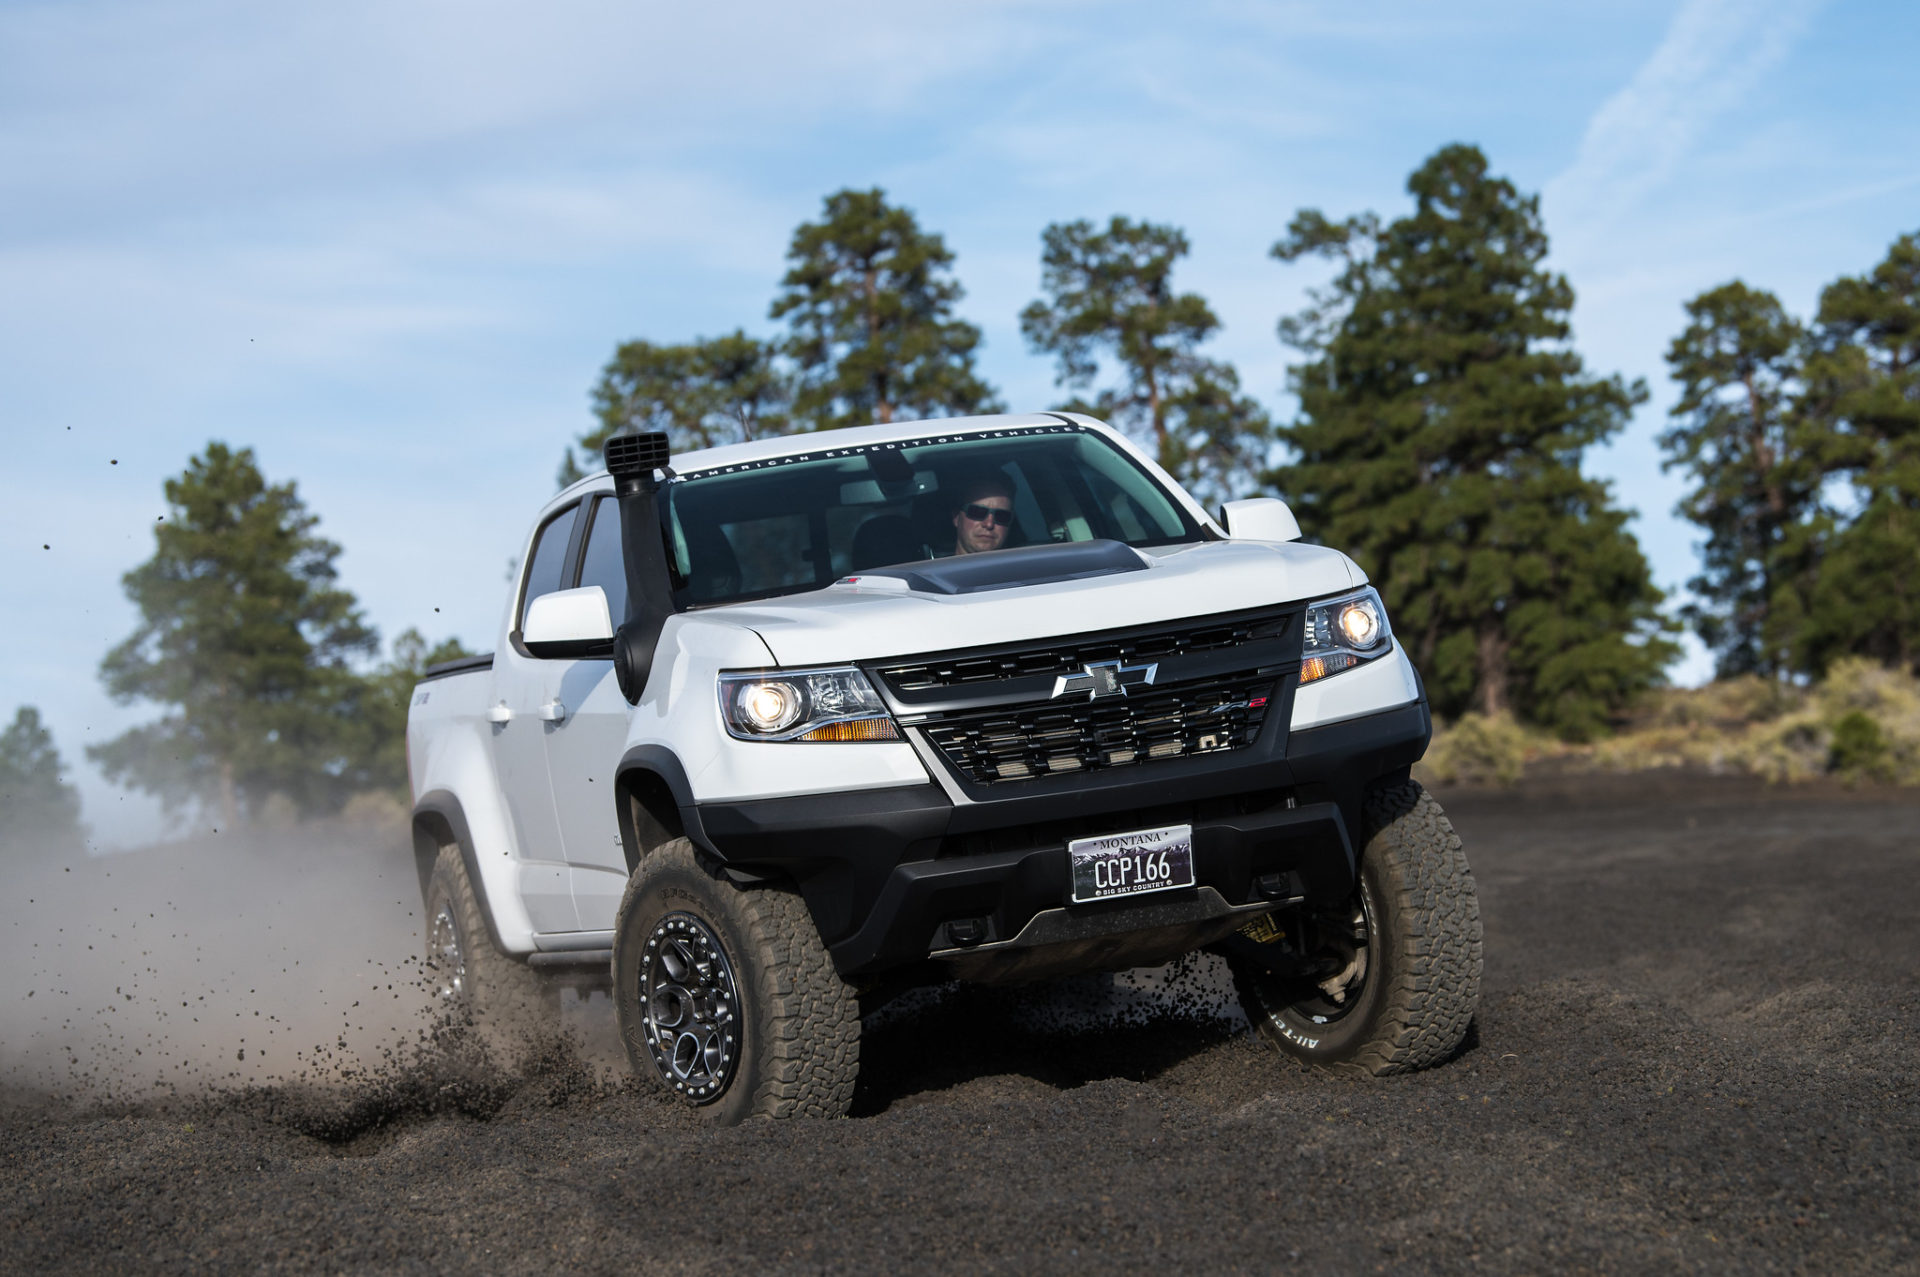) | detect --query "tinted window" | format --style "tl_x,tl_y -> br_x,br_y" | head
519,503 -> 580,628
661,425 -> 1201,608
576,498 -> 629,623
